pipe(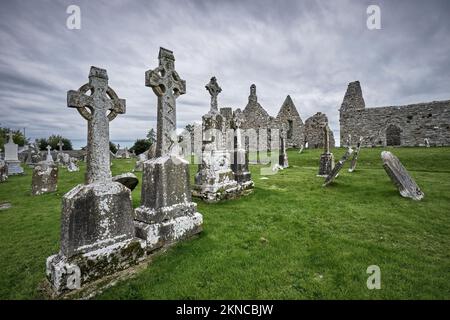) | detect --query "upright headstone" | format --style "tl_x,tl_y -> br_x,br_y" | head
231,109 -> 254,193
135,48 -> 202,252
46,145 -> 54,163
381,151 -> 424,200
58,140 -> 64,153
27,140 -> 42,167
4,132 -> 24,175
279,134 -> 289,169
318,125 -> 335,177
46,66 -> 145,296
348,136 -> 363,173
424,138 -> 430,148
323,146 -> 353,187
31,161 -> 58,195
0,148 -> 8,183
192,76 -> 240,202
